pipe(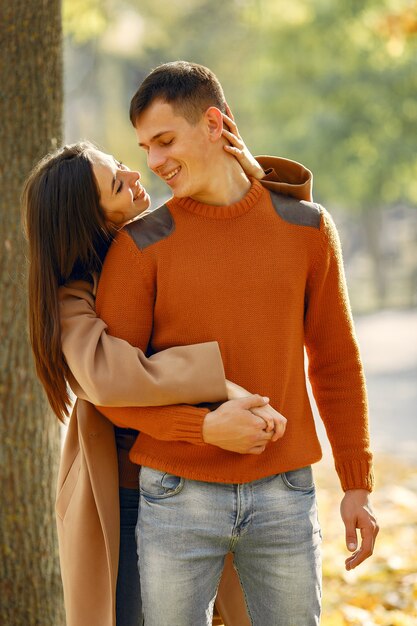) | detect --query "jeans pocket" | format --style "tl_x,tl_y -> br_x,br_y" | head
281,465 -> 315,492
139,466 -> 184,499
